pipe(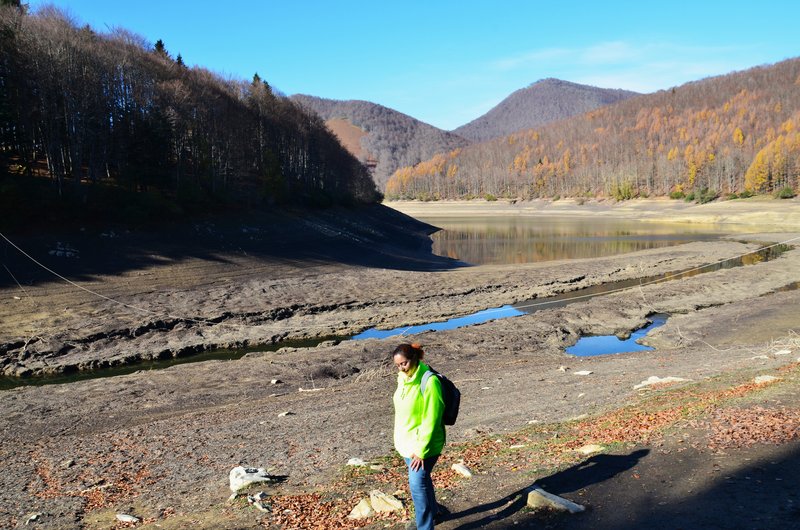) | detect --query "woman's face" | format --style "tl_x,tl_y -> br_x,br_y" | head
393,353 -> 416,375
